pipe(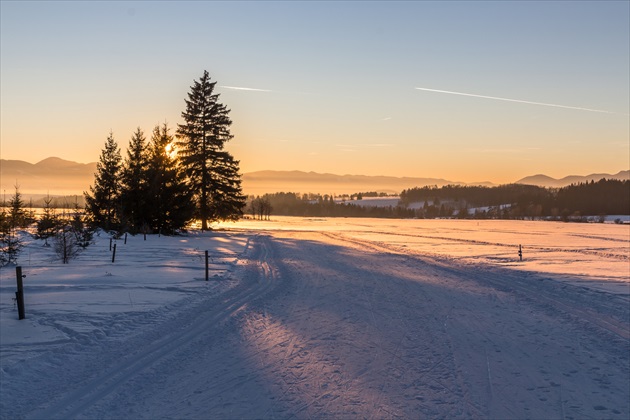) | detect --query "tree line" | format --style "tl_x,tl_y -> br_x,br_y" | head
85,70 -> 245,235
246,192 -> 416,219
247,179 -> 629,221
1,71 -> 246,266
402,179 -> 629,220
